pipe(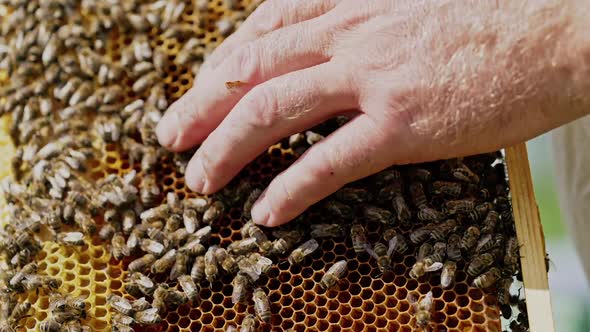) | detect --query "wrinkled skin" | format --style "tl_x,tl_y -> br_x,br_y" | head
157,0 -> 590,227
